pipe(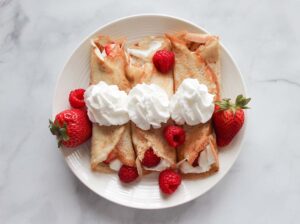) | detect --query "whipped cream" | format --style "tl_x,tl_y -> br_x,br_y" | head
143,159 -> 171,171
128,83 -> 170,130
109,159 -> 122,171
180,144 -> 215,174
84,81 -> 129,126
170,78 -> 214,125
127,40 -> 162,59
